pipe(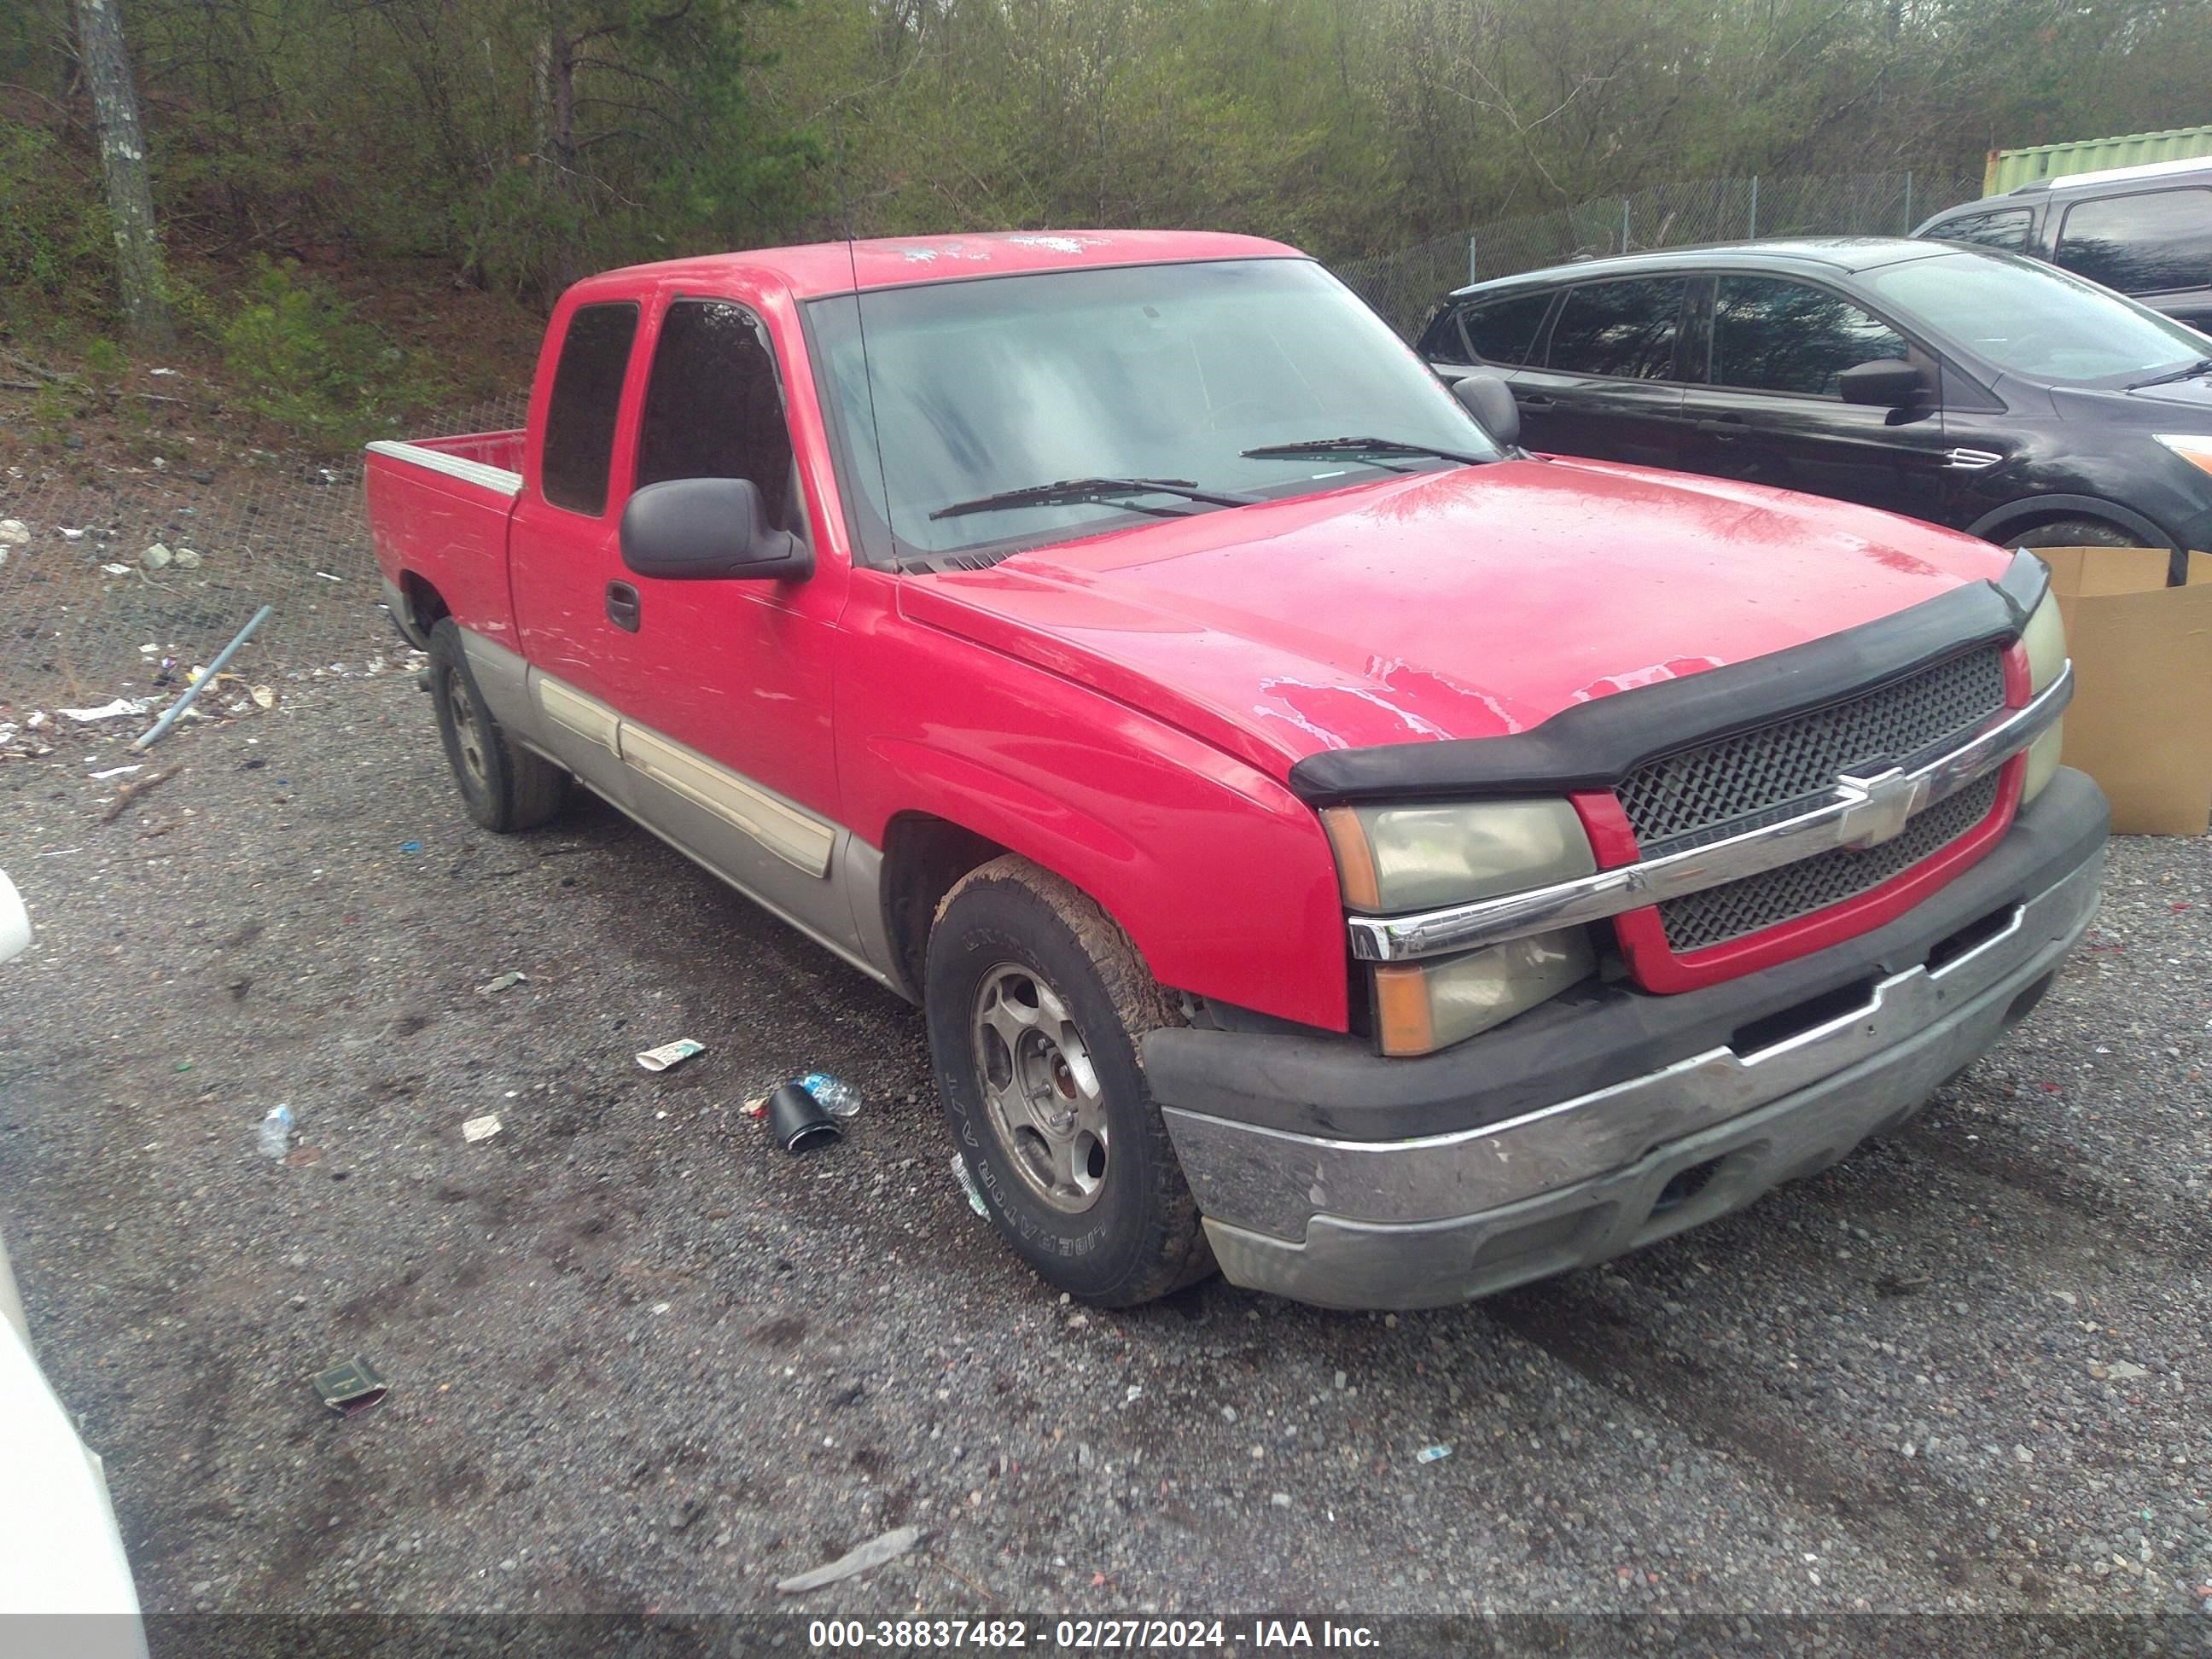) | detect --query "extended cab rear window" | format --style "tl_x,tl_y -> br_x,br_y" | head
541,301 -> 640,515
